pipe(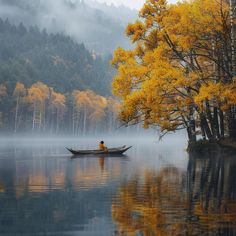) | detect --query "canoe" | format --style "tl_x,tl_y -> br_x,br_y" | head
66,145 -> 132,155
